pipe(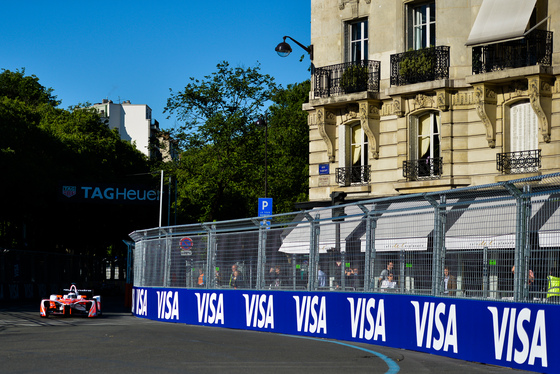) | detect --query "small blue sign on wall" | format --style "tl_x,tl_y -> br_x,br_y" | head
319,164 -> 330,175
258,198 -> 273,217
